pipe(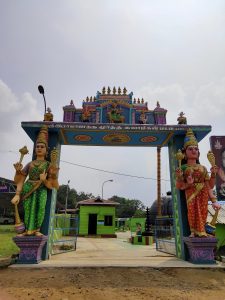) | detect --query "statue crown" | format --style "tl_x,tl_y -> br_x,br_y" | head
183,128 -> 198,149
36,125 -> 48,147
